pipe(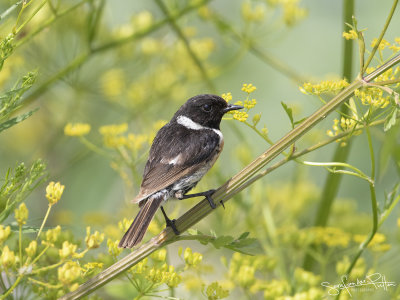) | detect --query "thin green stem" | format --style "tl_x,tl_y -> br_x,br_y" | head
15,0 -> 47,34
154,0 -> 216,92
19,224 -> 22,267
363,0 -> 398,72
15,0 -> 90,48
79,136 -> 111,158
0,275 -> 23,300
302,161 -> 373,184
335,126 -> 378,300
36,204 -> 52,240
